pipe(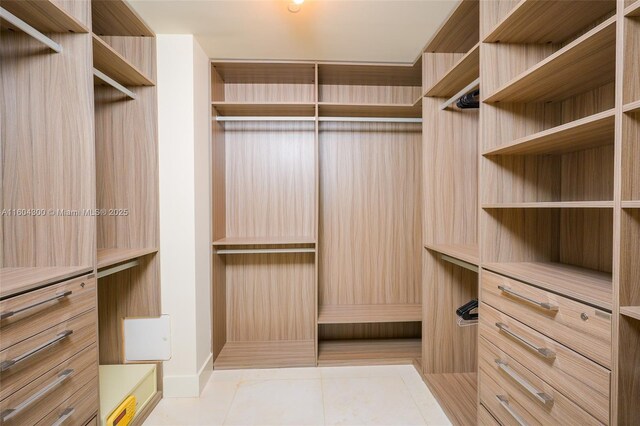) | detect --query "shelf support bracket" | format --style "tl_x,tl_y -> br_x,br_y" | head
93,69 -> 137,100
441,254 -> 479,273
97,259 -> 140,279
440,78 -> 480,110
0,7 -> 62,53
